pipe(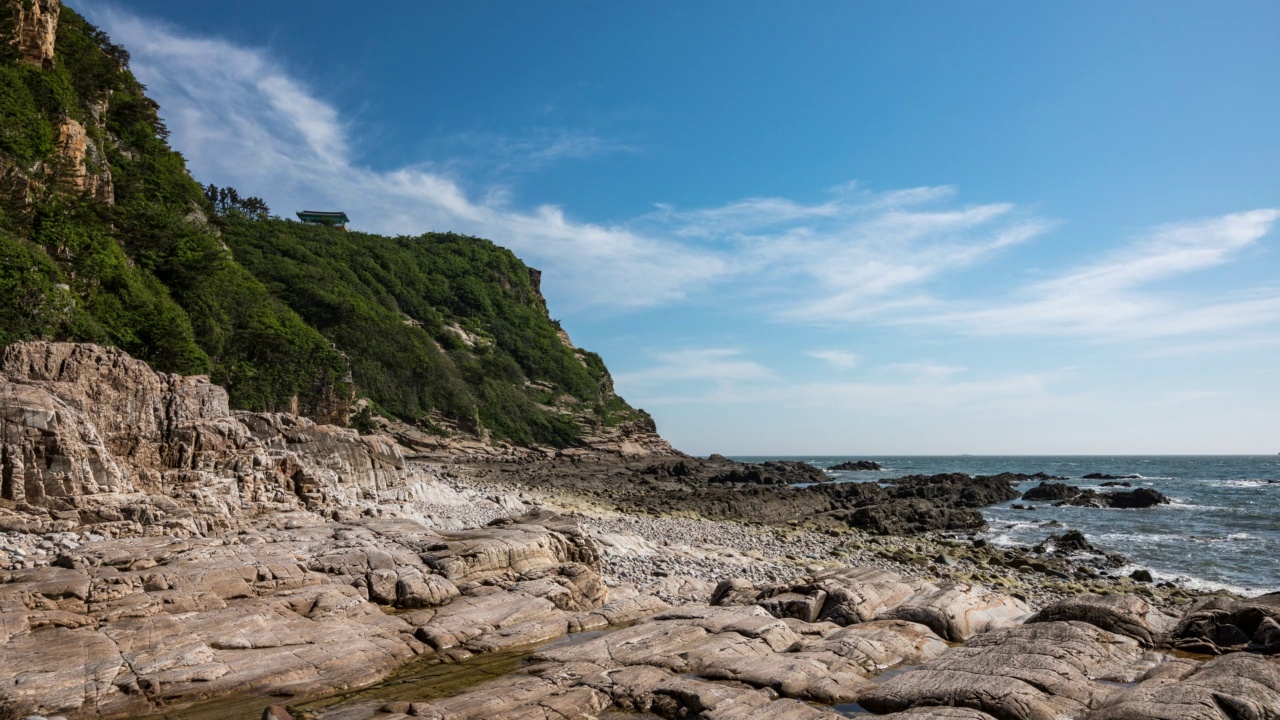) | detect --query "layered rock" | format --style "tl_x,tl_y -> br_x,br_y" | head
55,116 -> 114,203
857,621 -> 1164,720
712,567 -> 1029,642
0,342 -> 439,536
1027,593 -> 1177,648
1170,593 -> 1280,655
7,0 -> 59,69
0,512 -> 617,719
